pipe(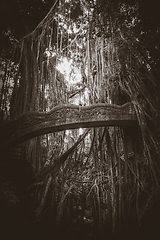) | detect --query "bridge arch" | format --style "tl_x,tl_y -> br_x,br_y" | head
0,102 -> 137,150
